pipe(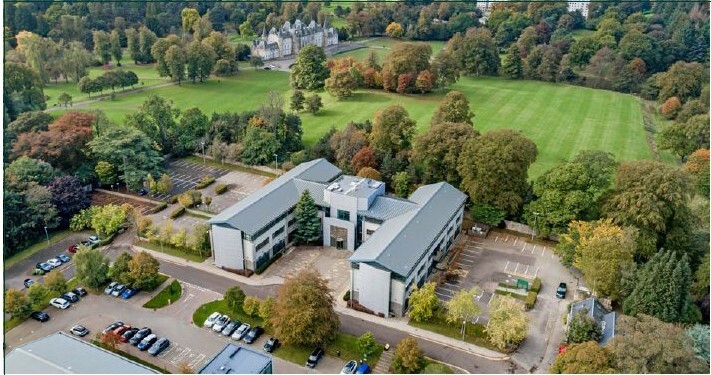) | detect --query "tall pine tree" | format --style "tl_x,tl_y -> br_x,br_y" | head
623,250 -> 698,323
294,190 -> 321,245
502,44 -> 523,79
